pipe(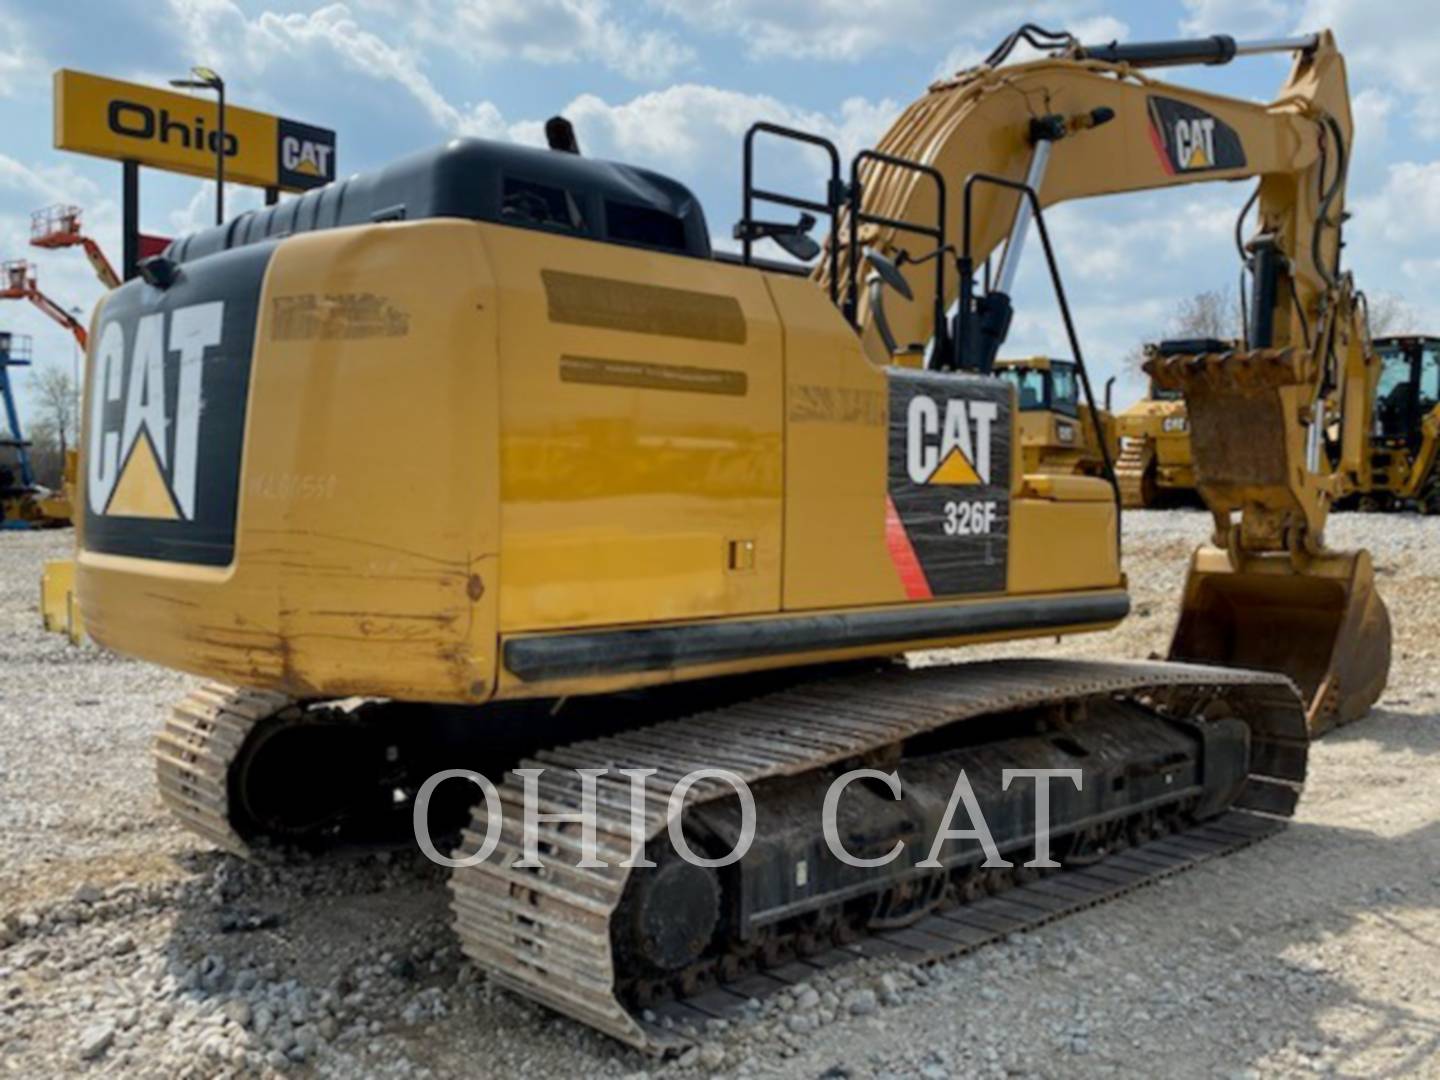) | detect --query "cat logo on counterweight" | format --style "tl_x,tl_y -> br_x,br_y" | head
905,394 -> 999,486
87,302 -> 226,521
